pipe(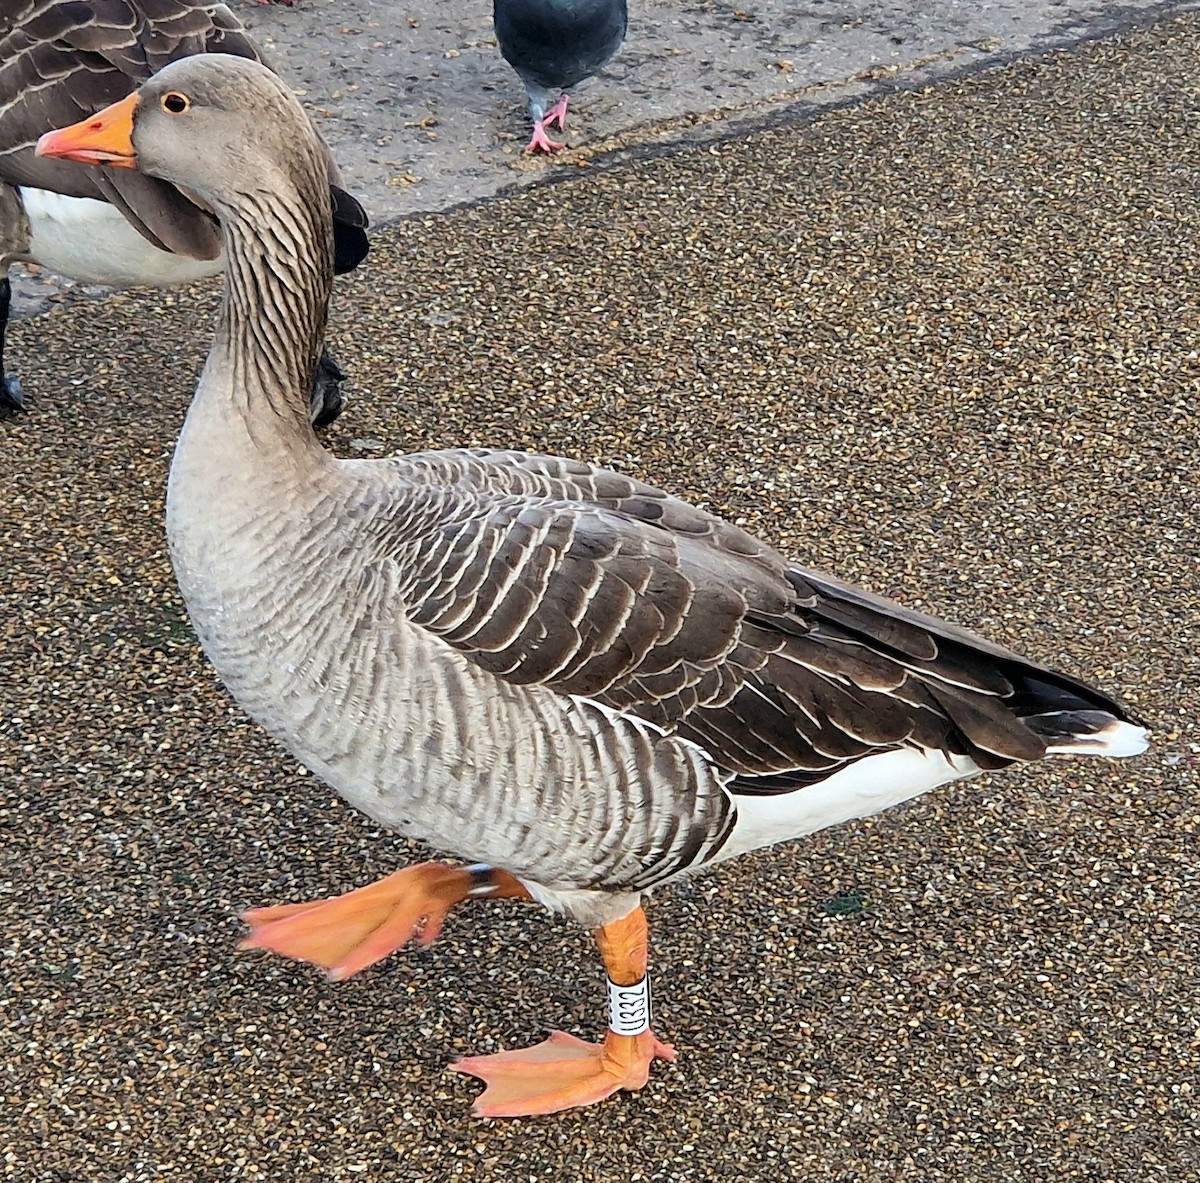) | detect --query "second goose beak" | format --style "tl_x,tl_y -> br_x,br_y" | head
36,92 -> 139,168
